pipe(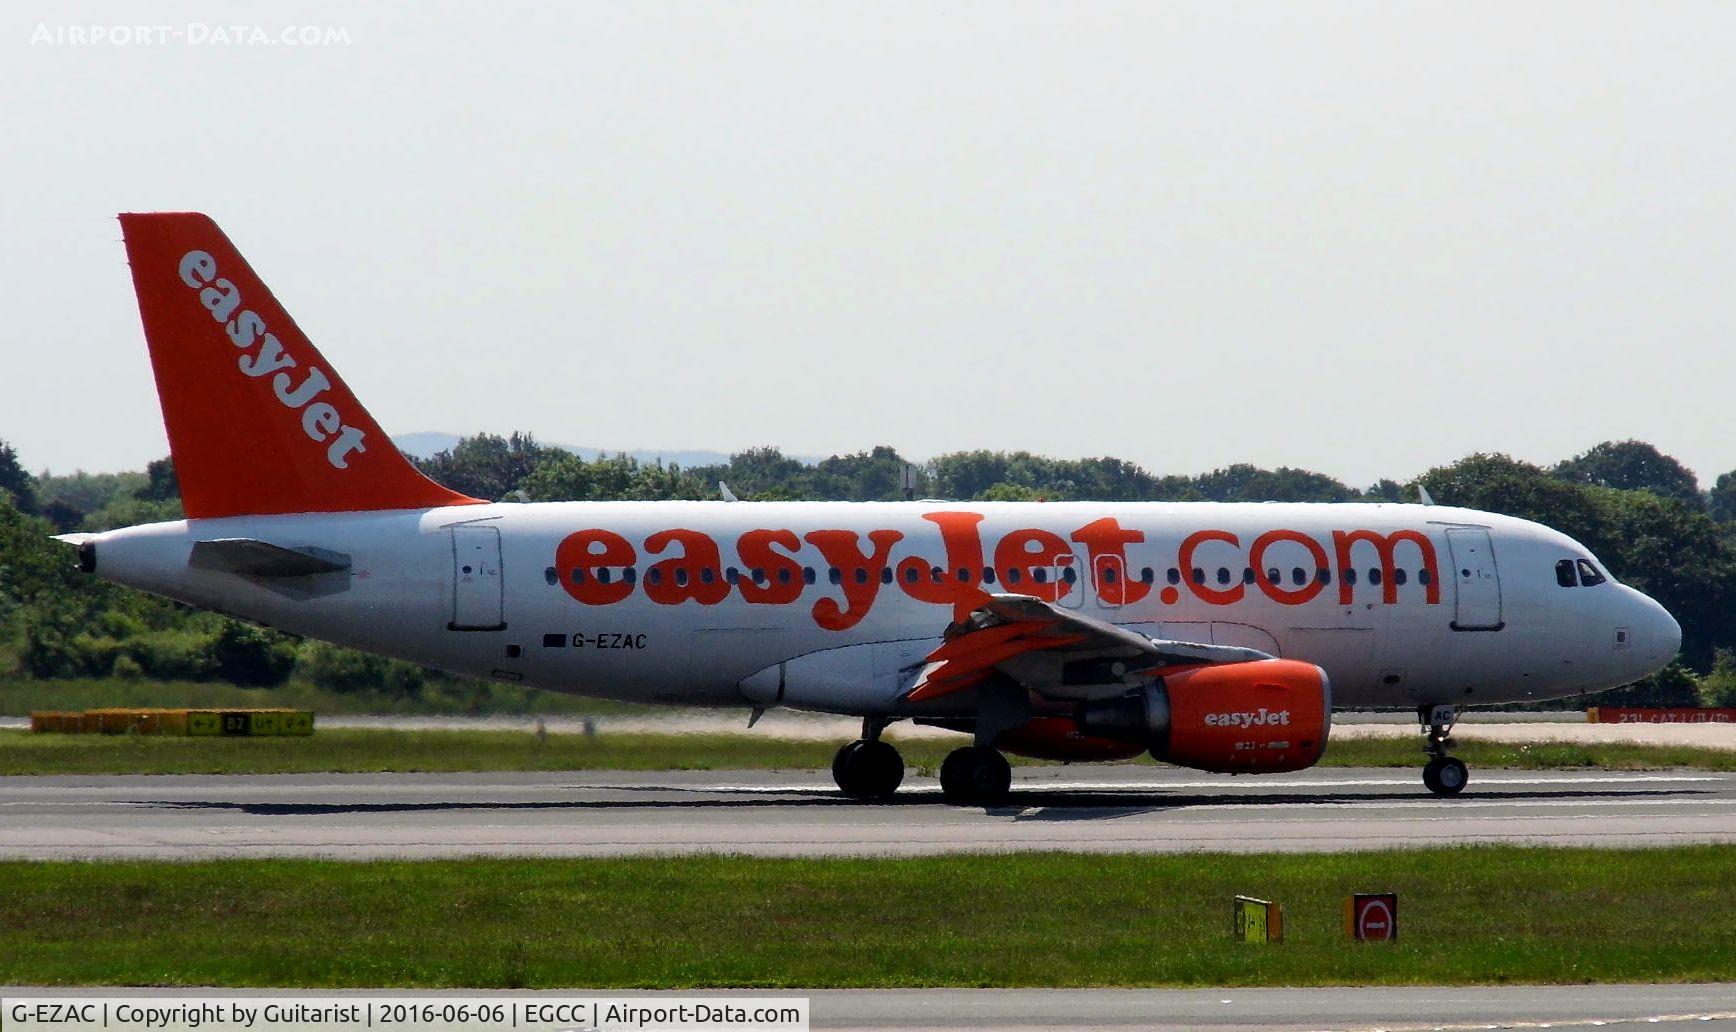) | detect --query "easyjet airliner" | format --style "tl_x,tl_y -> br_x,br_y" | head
59,213 -> 1682,801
